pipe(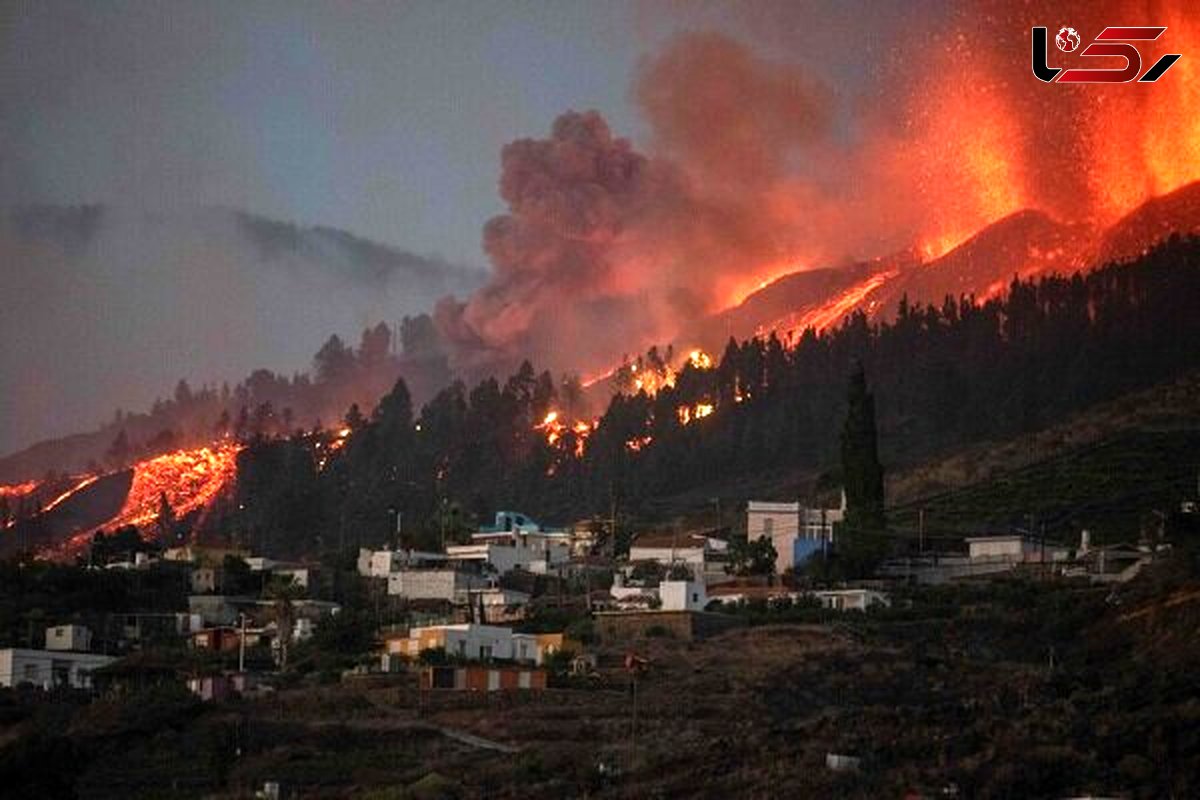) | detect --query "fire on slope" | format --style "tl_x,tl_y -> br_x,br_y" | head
102,442 -> 242,530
